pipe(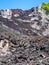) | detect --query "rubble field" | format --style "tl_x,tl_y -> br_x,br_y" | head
0,35 -> 49,65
